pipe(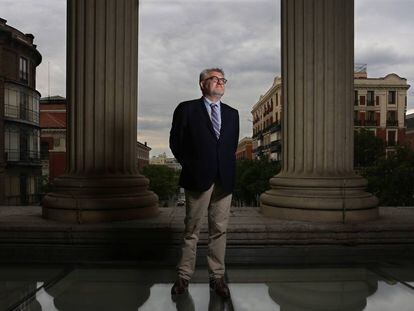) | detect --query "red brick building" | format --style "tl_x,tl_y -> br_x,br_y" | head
137,141 -> 151,172
236,137 -> 253,160
39,96 -> 67,183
